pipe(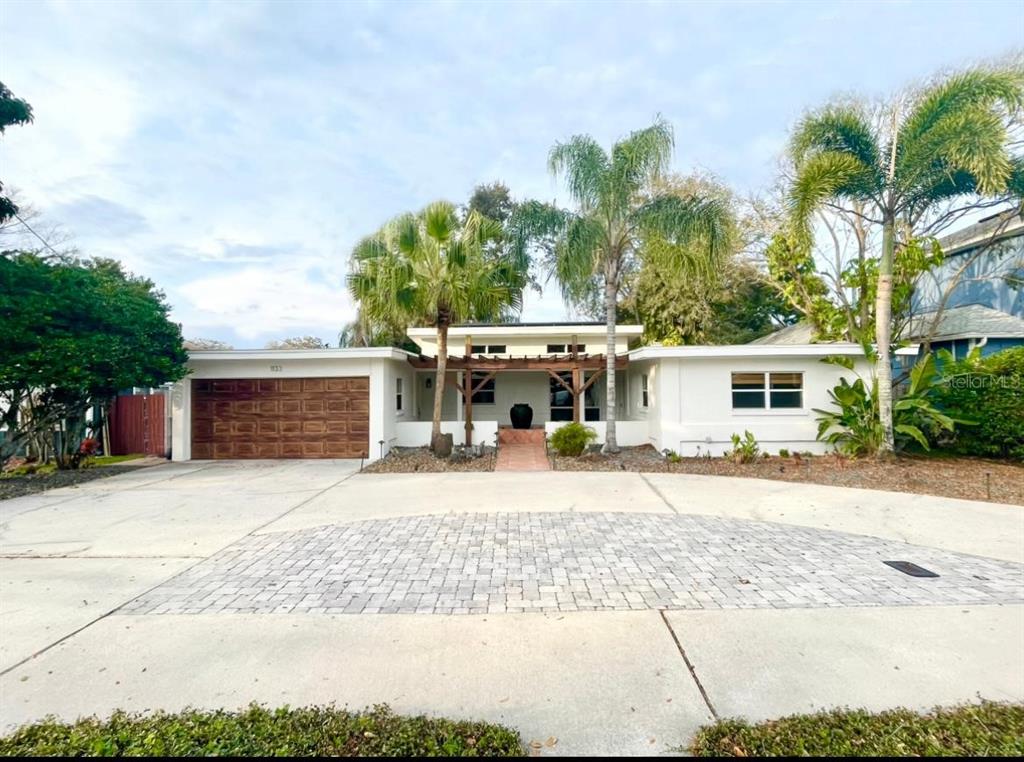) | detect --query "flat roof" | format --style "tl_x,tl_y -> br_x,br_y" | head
407,323 -> 643,338
629,343 -> 919,360
187,347 -> 415,362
